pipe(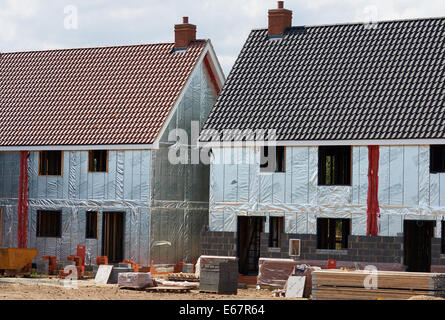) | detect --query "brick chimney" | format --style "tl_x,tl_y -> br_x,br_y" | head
174,17 -> 197,48
268,1 -> 292,36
